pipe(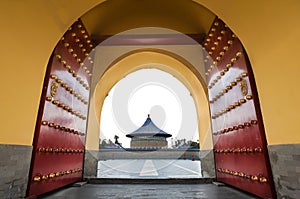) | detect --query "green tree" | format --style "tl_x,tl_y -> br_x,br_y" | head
114,135 -> 120,145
